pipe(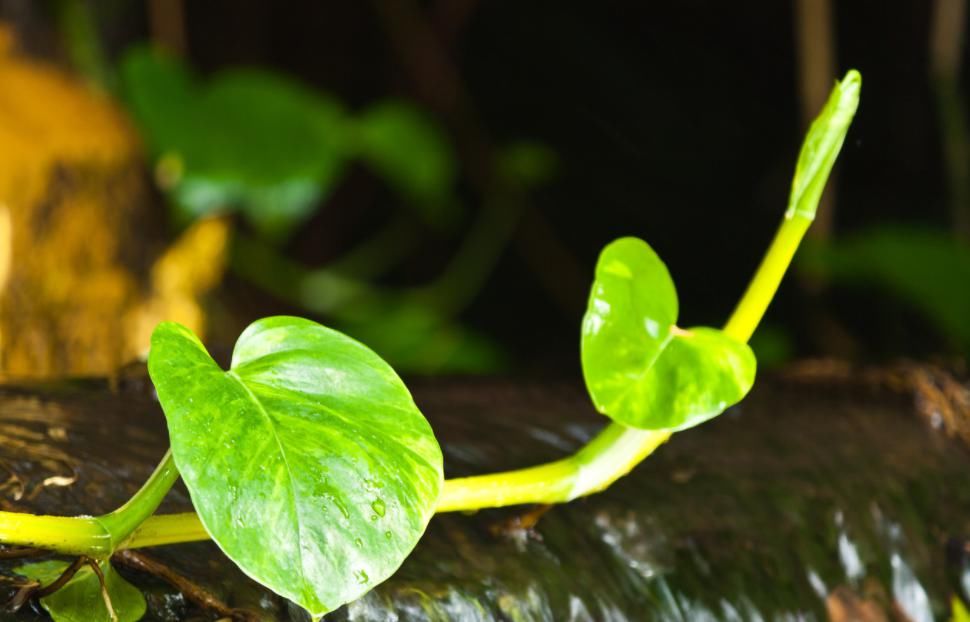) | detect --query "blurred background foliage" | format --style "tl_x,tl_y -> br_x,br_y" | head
0,0 -> 968,377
